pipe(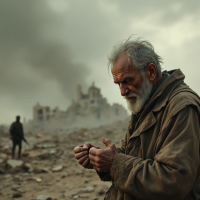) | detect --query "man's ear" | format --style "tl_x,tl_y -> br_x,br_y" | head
146,63 -> 157,82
